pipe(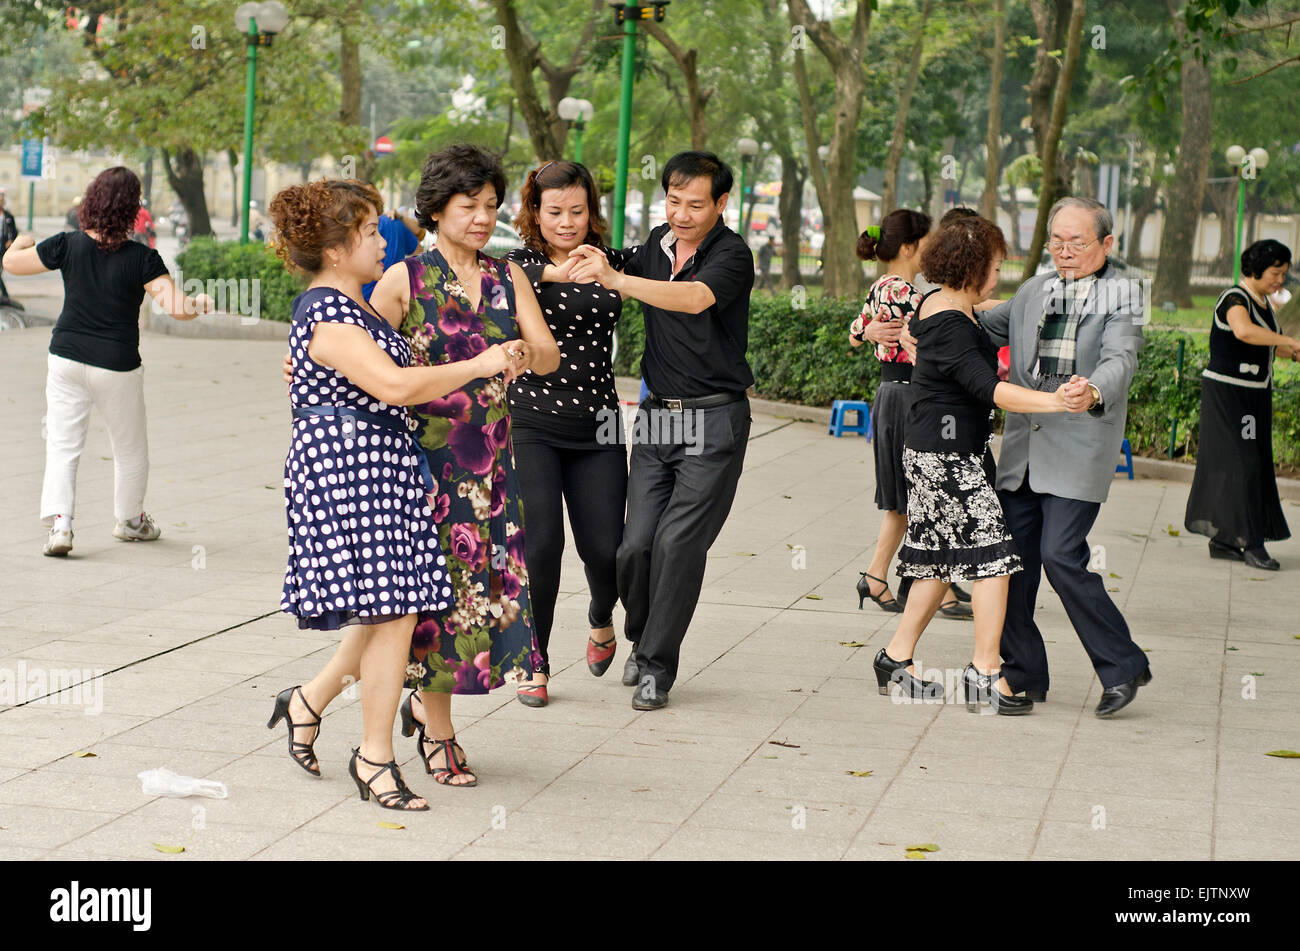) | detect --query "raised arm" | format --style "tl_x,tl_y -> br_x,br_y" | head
2,235 -> 45,275
145,274 -> 214,321
568,244 -> 719,314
